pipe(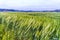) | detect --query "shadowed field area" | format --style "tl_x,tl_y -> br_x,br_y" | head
0,12 -> 60,40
